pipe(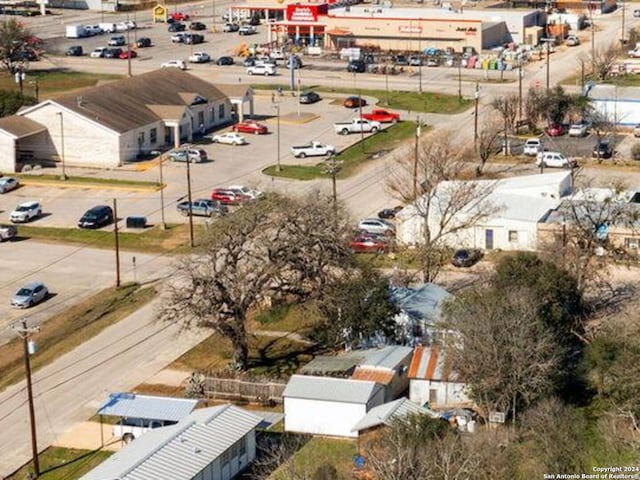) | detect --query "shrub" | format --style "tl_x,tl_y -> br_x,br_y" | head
631,142 -> 640,161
